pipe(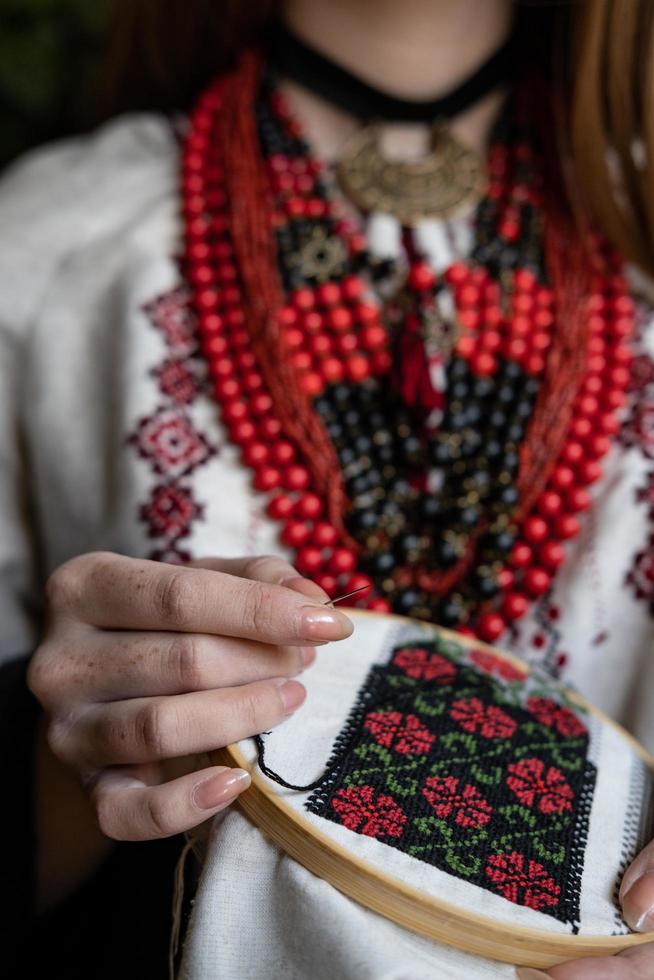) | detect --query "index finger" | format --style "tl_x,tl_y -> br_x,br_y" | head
190,554 -> 329,601
65,553 -> 353,644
